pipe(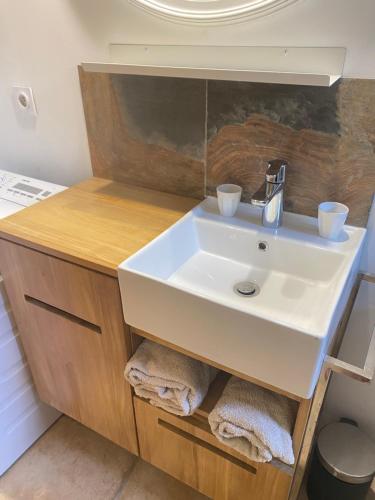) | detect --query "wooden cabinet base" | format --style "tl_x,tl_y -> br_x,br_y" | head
0,240 -> 138,455
134,397 -> 292,500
